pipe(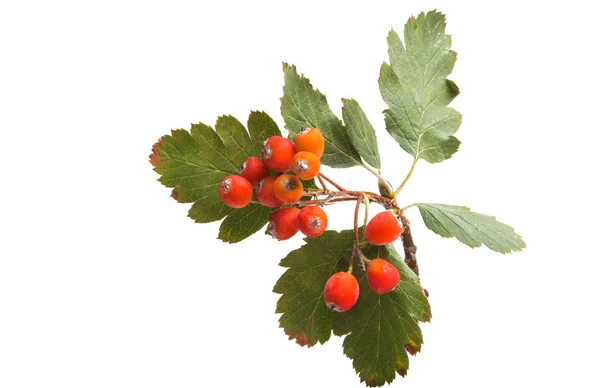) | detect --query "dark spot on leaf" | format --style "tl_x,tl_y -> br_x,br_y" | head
284,329 -> 313,348
149,137 -> 163,166
446,79 -> 460,96
405,343 -> 421,355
